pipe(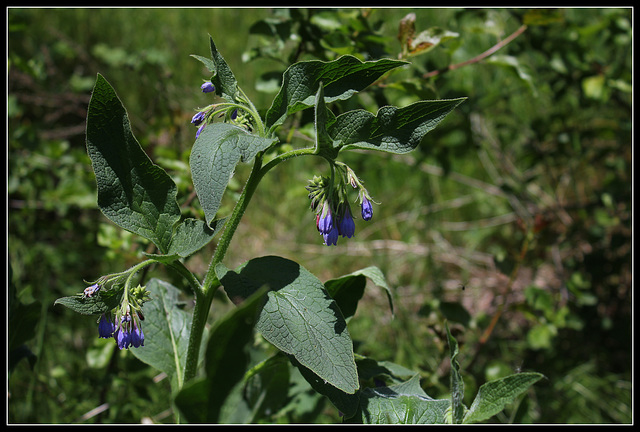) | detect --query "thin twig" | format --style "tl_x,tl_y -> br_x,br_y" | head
423,24 -> 528,79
